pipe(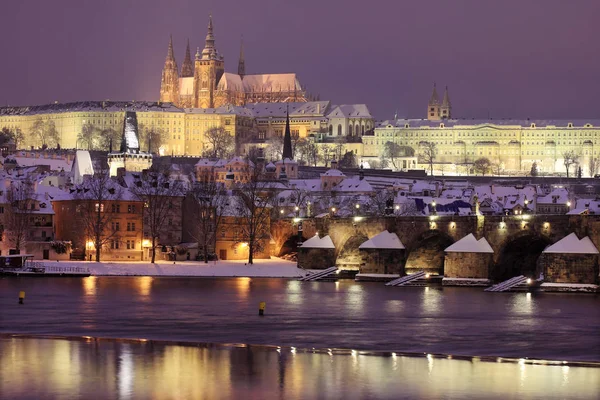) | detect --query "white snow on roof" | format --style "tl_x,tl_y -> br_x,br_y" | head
445,234 -> 494,253
242,73 -> 301,92
326,104 -> 372,118
14,155 -> 71,172
217,72 -> 243,91
334,178 -> 373,192
359,230 -> 405,250
321,169 -> 345,177
179,77 -> 194,95
543,233 -> 599,254
301,235 -> 335,249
